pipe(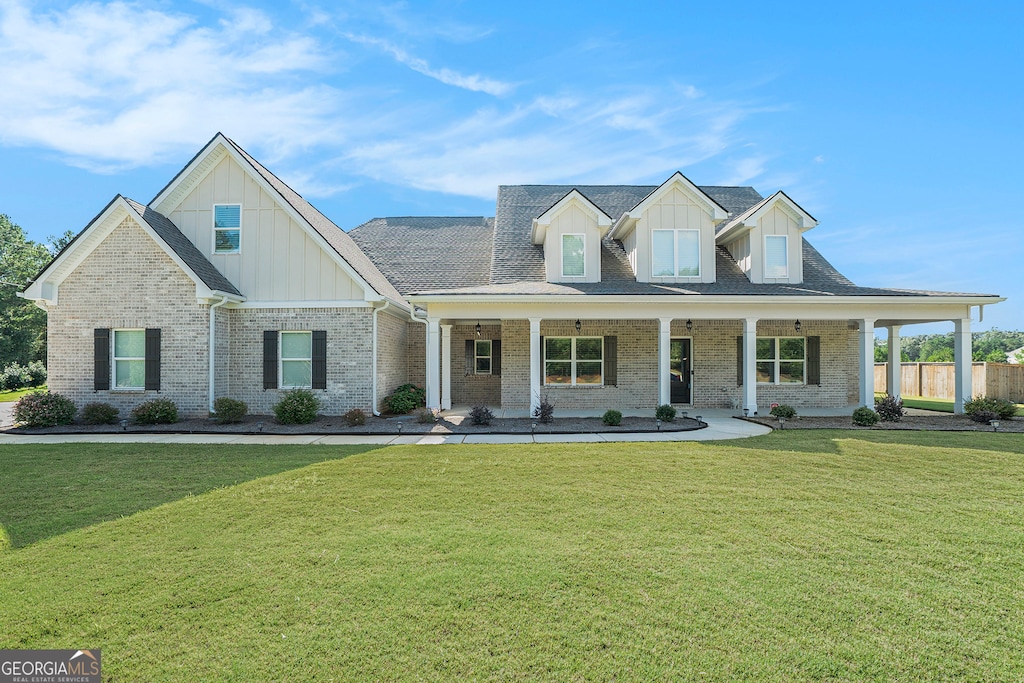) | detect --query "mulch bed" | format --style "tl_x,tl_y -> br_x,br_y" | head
745,414 -> 1024,432
4,414 -> 706,436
